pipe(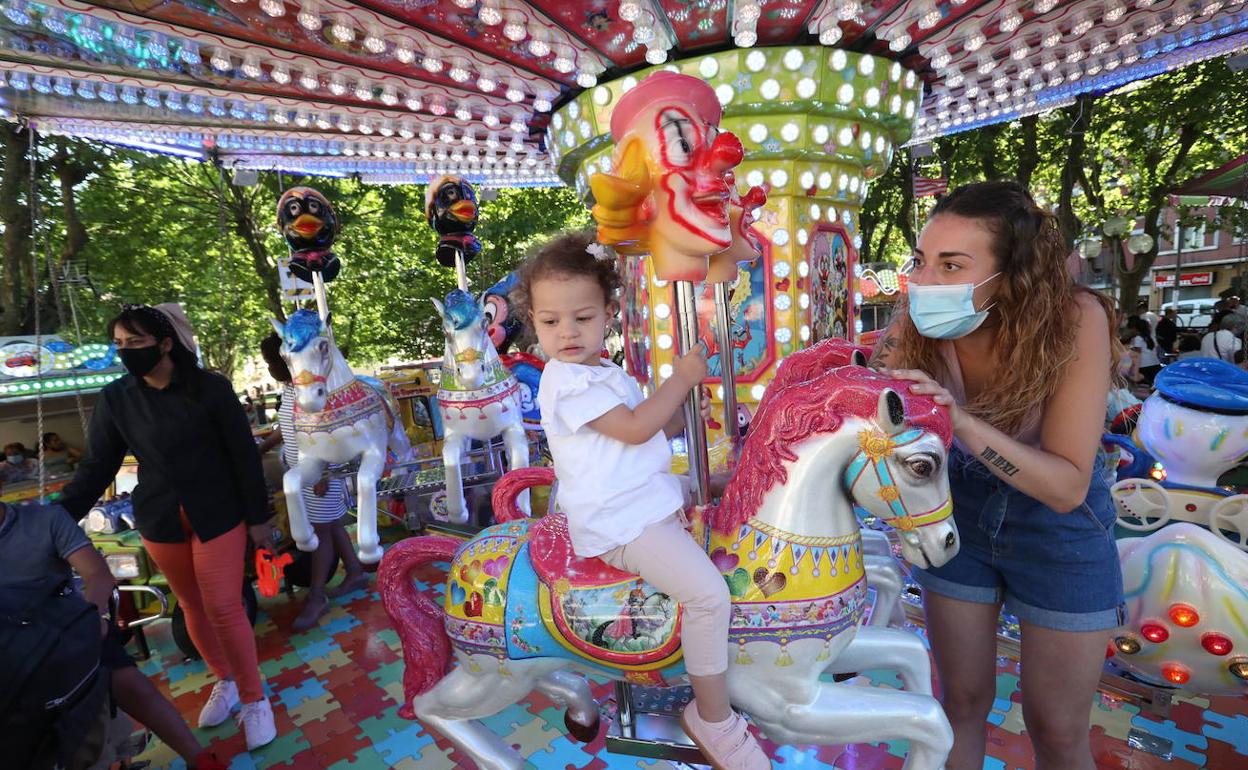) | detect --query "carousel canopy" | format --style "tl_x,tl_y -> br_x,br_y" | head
1,0 -> 1245,185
